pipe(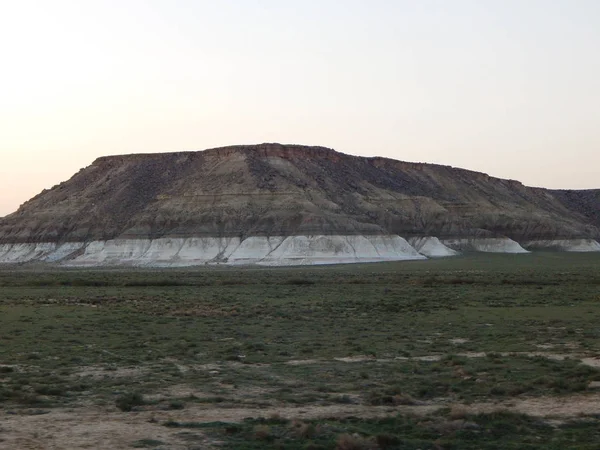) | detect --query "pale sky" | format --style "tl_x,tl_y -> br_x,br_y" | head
1,0 -> 599,217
